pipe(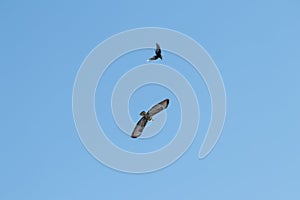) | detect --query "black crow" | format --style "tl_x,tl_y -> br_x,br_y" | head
147,43 -> 162,61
